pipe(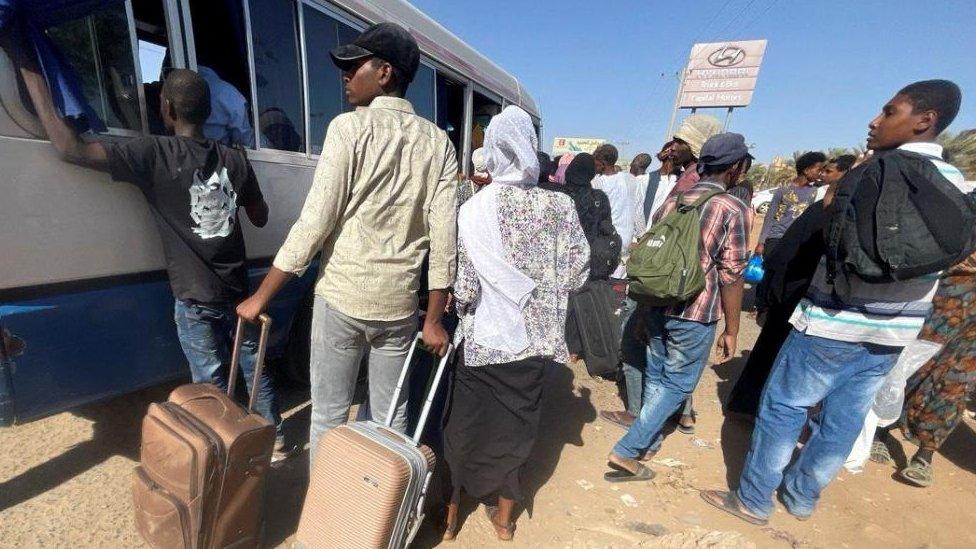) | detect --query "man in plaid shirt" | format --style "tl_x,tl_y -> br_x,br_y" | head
606,134 -> 752,480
